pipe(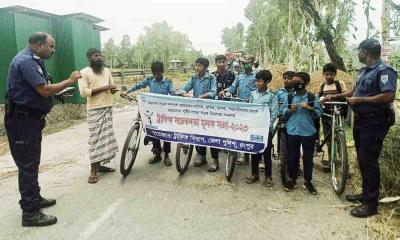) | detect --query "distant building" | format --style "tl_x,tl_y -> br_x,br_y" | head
169,59 -> 188,69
